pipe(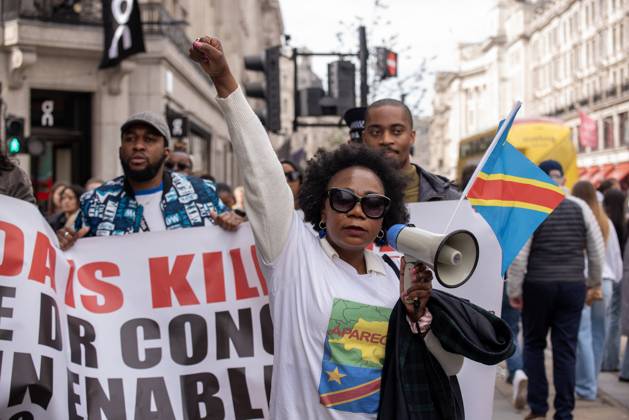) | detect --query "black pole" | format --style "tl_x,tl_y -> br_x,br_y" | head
358,26 -> 368,107
292,47 -> 299,132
